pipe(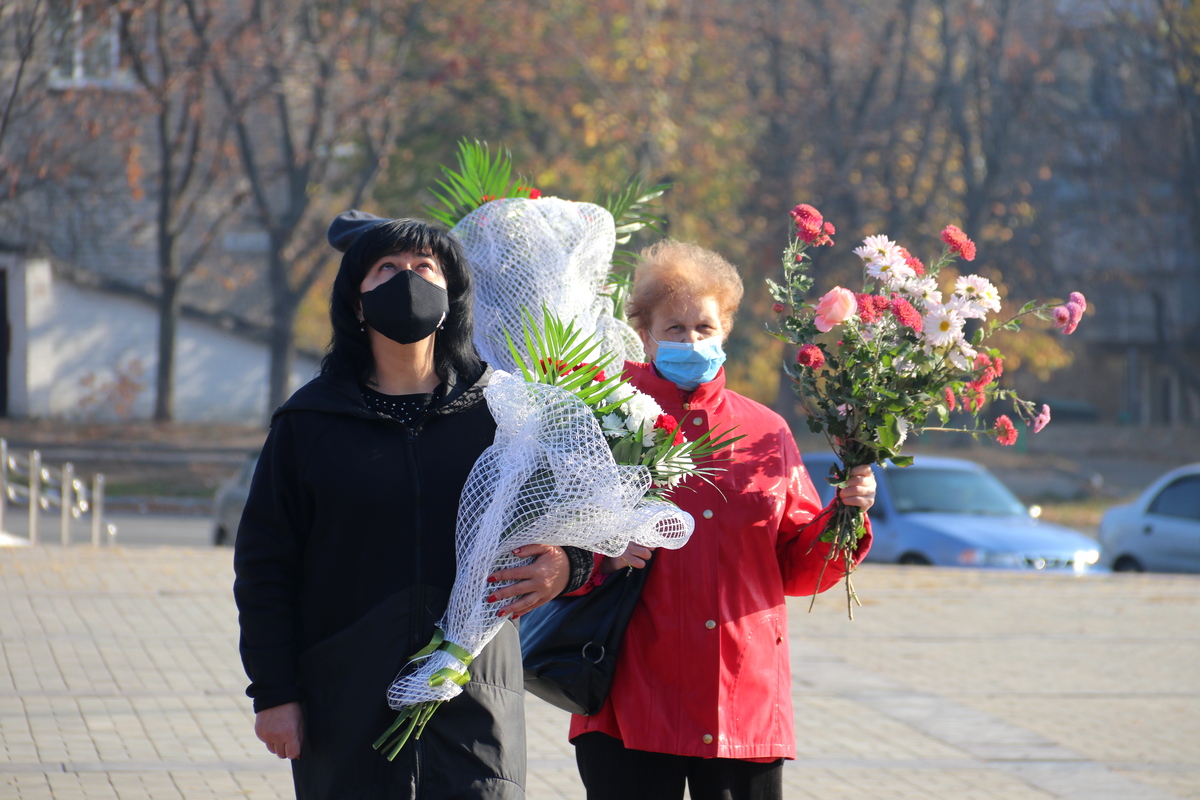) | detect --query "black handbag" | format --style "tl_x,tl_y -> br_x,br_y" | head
519,562 -> 649,715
